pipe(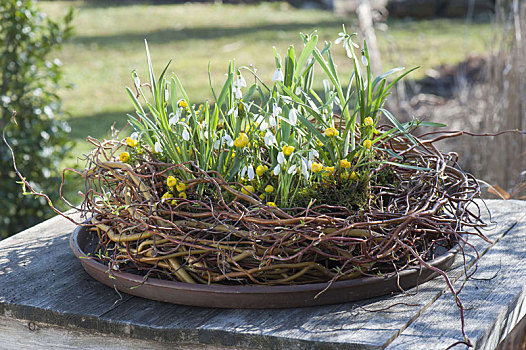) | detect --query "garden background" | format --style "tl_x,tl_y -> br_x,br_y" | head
1,0 -> 524,238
